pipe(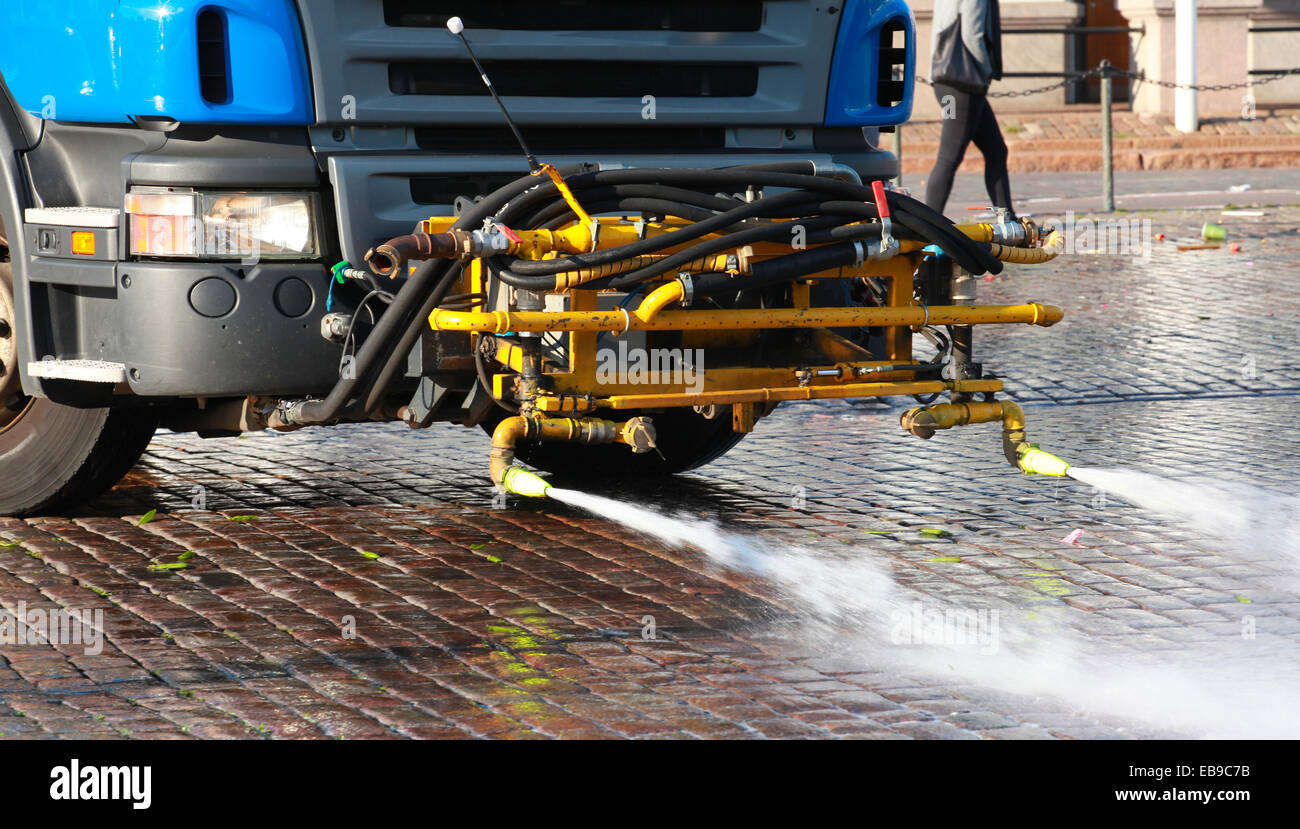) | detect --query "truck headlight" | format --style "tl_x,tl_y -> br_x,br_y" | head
125,188 -> 320,259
